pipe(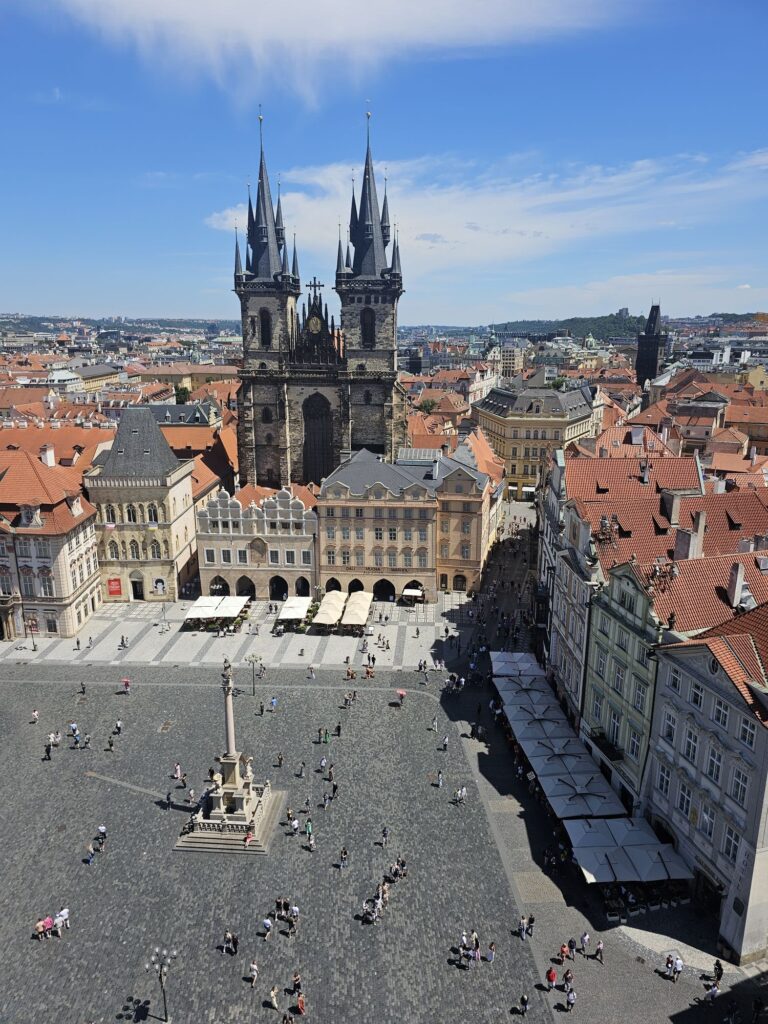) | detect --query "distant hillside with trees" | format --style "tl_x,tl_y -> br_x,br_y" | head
495,313 -> 645,341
